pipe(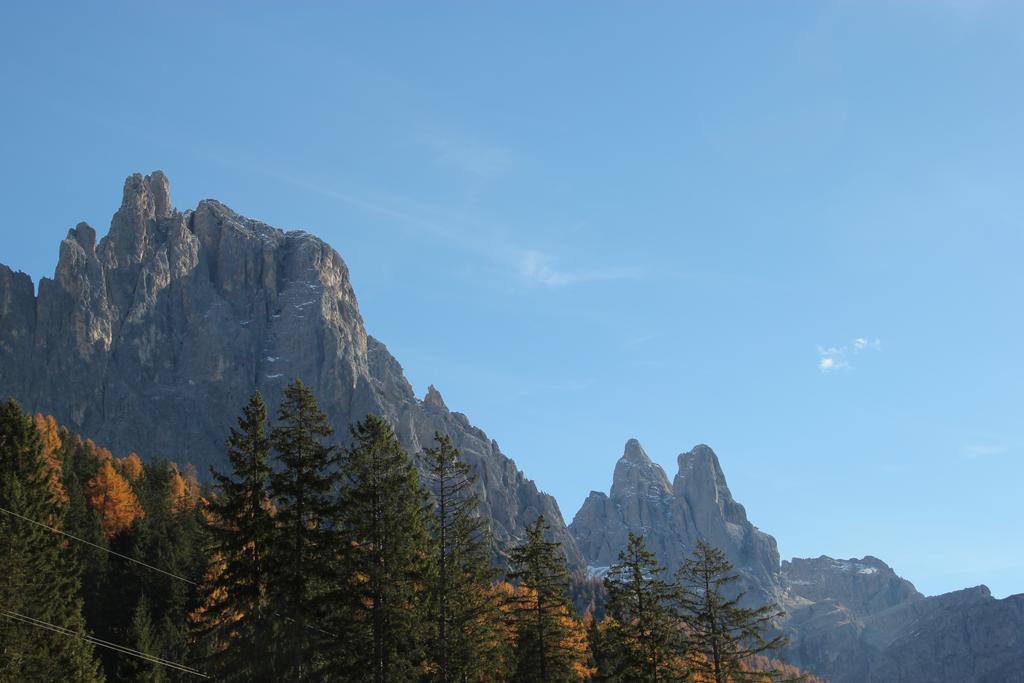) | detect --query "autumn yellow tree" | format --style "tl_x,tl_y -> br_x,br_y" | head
167,463 -> 201,513
32,413 -> 67,504
118,452 -> 144,482
84,458 -> 143,538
